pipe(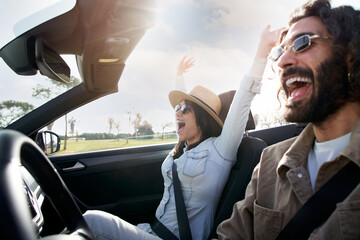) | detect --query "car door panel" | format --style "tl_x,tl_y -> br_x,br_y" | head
49,143 -> 175,224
